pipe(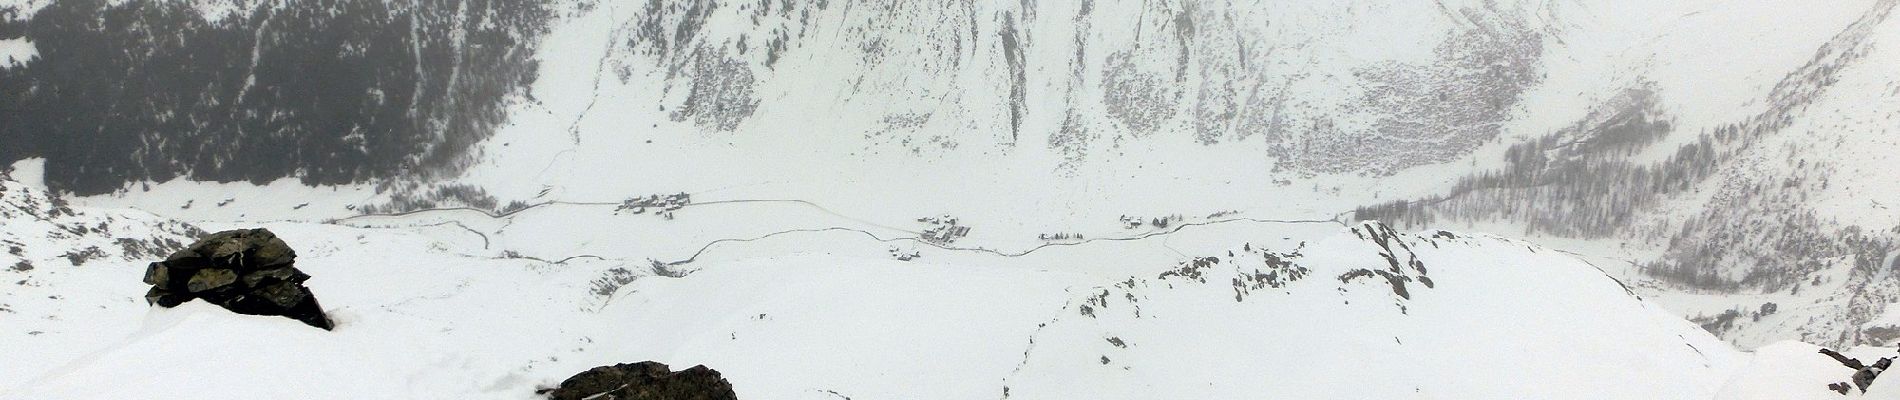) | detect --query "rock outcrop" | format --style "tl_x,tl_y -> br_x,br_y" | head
541,362 -> 738,400
142,228 -> 332,330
